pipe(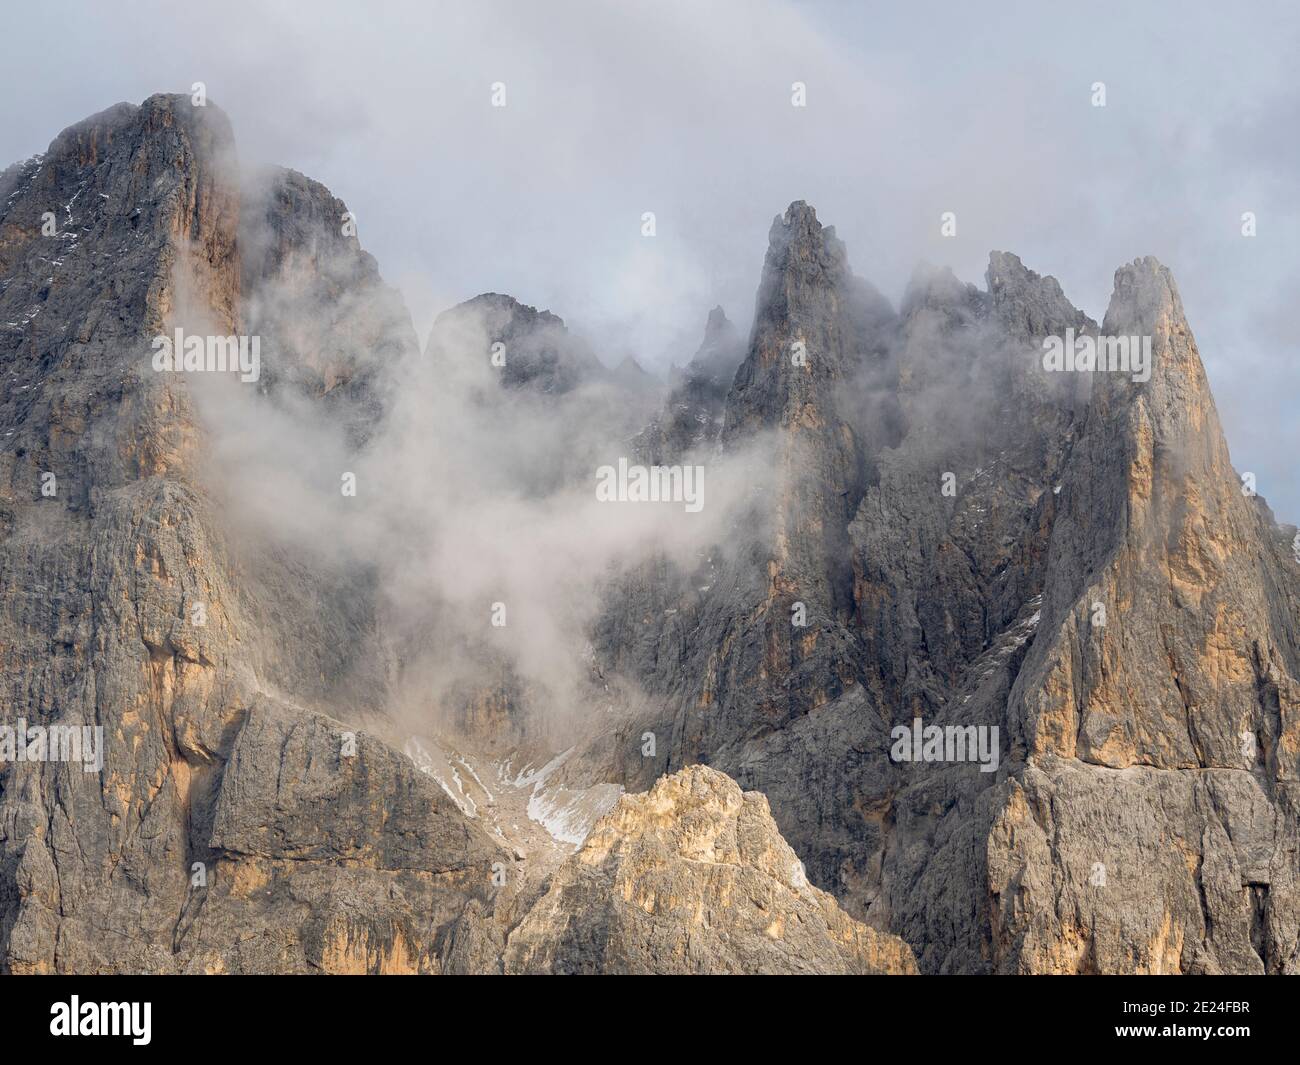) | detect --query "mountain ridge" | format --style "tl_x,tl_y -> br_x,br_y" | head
1,94 -> 1296,975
